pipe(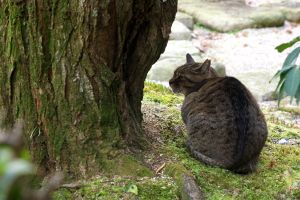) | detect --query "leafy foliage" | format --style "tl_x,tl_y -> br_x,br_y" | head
272,37 -> 300,106
0,145 -> 34,200
143,81 -> 184,105
275,36 -> 300,53
0,123 -> 63,200
123,184 -> 138,195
